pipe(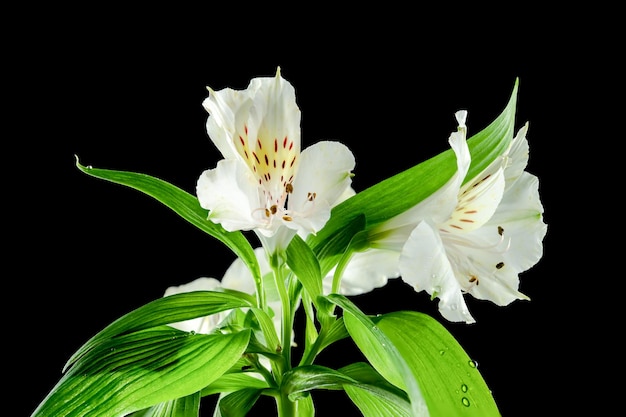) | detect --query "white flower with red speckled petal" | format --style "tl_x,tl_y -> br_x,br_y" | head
399,115 -> 547,324
196,68 -> 355,254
